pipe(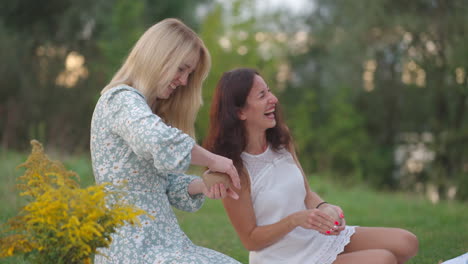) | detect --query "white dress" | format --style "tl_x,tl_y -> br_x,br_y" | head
241,146 -> 355,264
